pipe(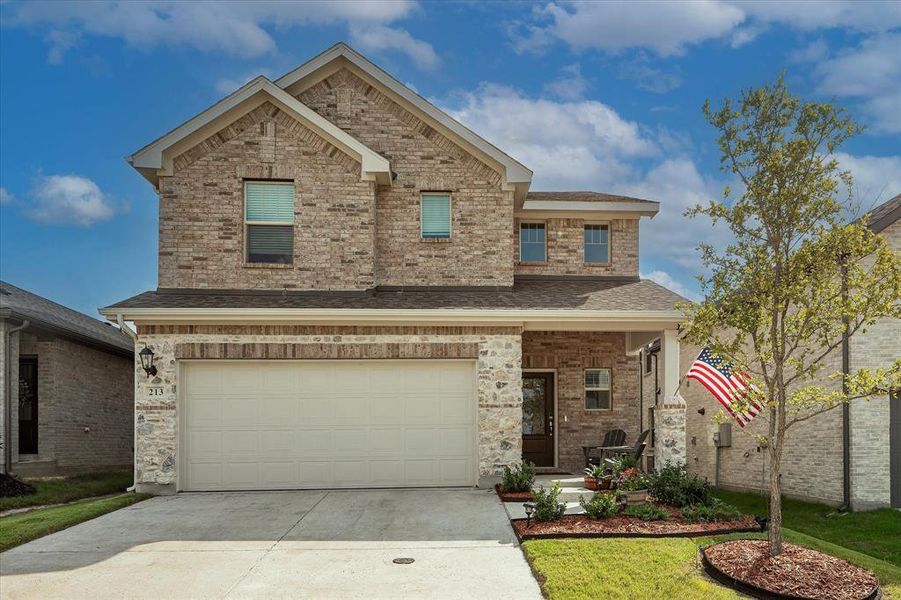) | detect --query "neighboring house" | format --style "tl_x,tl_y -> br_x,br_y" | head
101,43 -> 688,495
652,193 -> 900,511
0,281 -> 134,477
